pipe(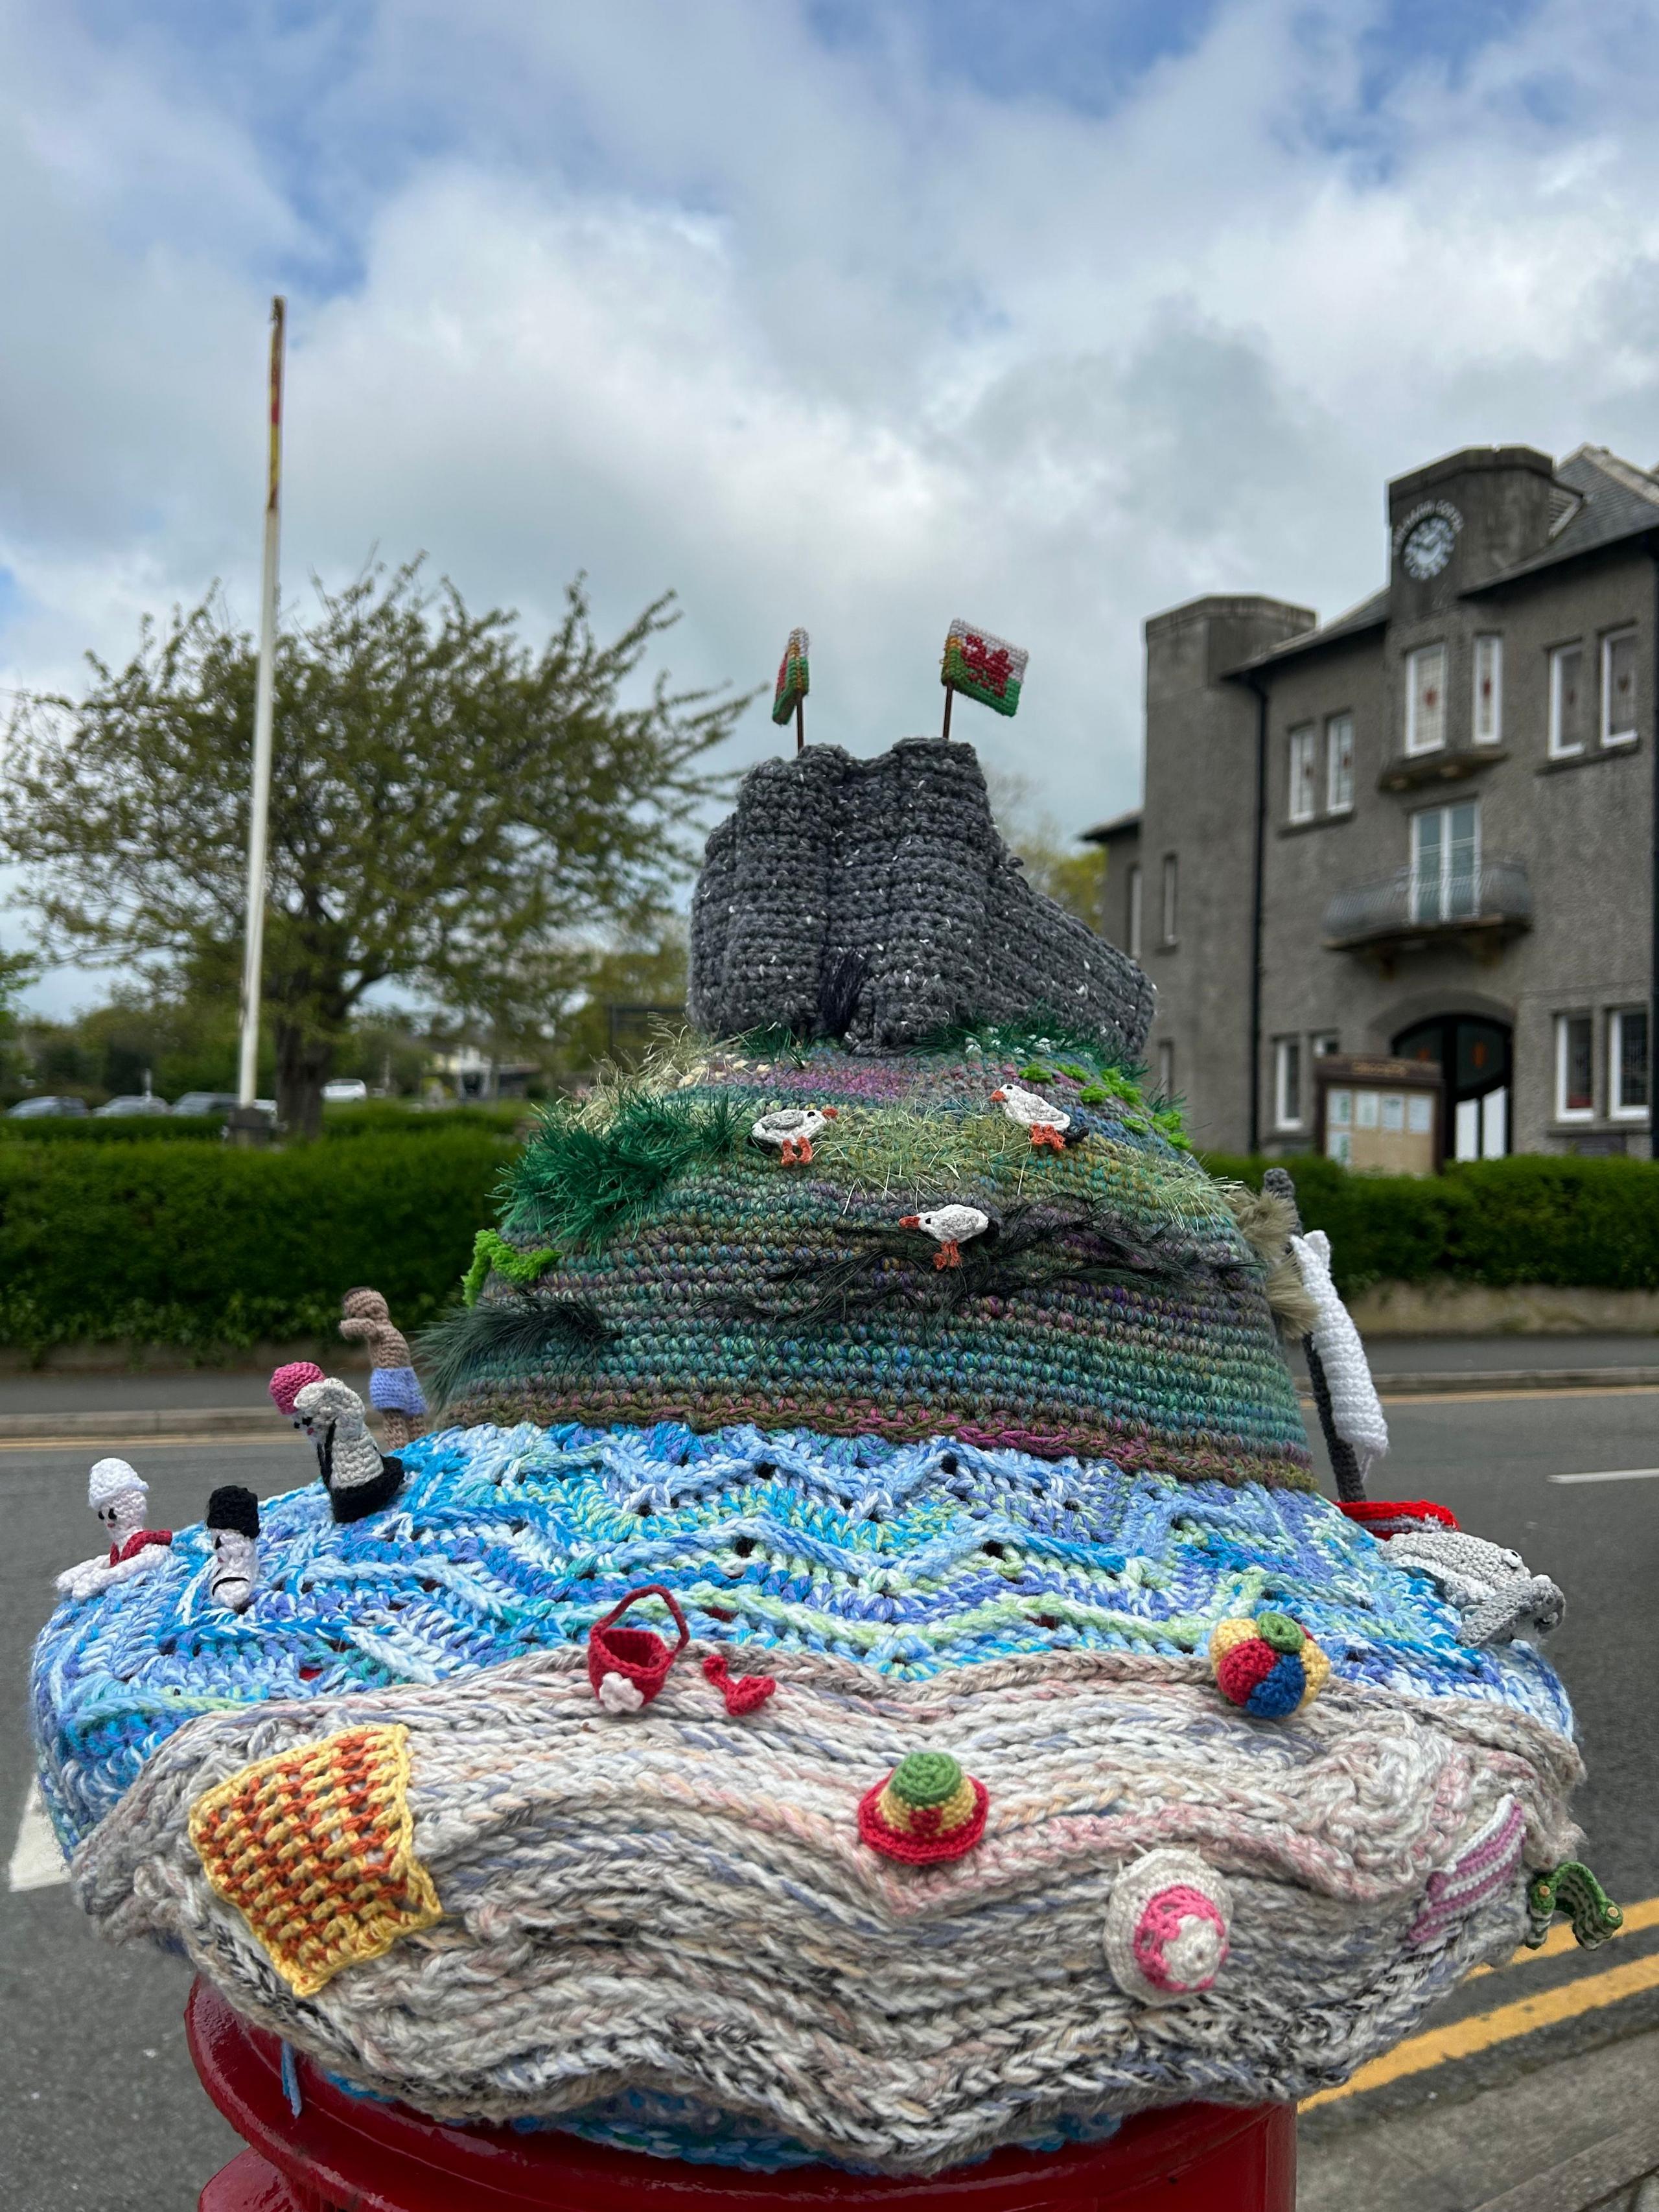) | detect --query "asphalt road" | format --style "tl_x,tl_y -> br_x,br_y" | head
1,1399 -> 1654,2211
